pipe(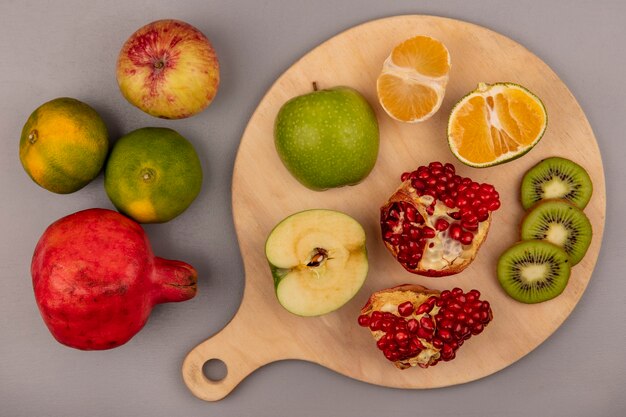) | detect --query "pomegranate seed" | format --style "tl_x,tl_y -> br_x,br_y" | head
441,344 -> 455,360
435,218 -> 450,231
438,329 -> 453,341
449,302 -> 463,311
444,163 -> 455,172
397,301 -> 414,317
401,172 -> 410,181
376,338 -> 387,350
456,196 -> 468,207
371,311 -> 383,320
429,161 -> 443,170
453,322 -> 463,334
395,331 -> 409,344
357,315 -> 371,327
407,319 -> 419,333
420,316 -> 435,332
398,346 -> 411,357
461,326 -> 471,340
460,231 -> 474,245
432,338 -> 444,349
395,321 -> 408,332
412,179 -> 426,190
416,327 -> 433,341
467,289 -> 480,301
456,312 -> 466,322
381,319 -> 394,332
476,207 -> 489,221
387,341 -> 399,351
471,323 -> 485,335
443,197 -> 455,208
448,224 -> 462,240
410,337 -> 425,350
463,304 -> 474,314
461,221 -> 478,231
421,227 -> 435,238
369,319 -> 382,331
415,301 -> 433,315
462,212 -> 478,224
405,205 -> 417,222
439,319 -> 454,330
488,200 -> 501,211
